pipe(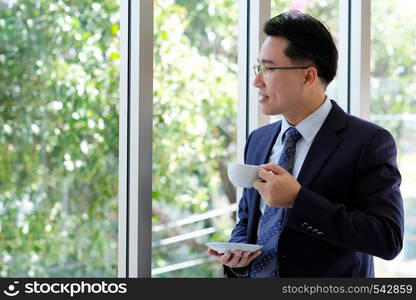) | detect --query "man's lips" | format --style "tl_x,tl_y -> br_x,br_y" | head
258,93 -> 269,102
